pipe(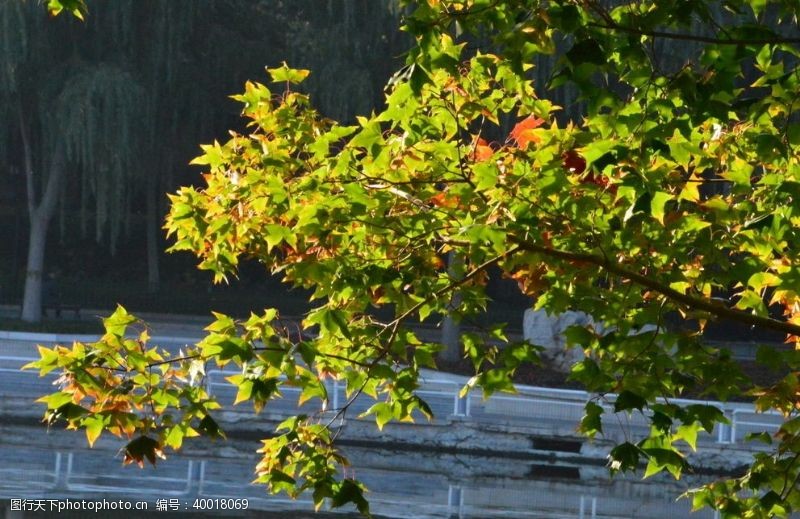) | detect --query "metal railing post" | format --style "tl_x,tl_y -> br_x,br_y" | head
447,484 -> 463,518
204,371 -> 213,397
64,452 -> 74,490
454,391 -> 469,417
197,461 -> 206,496
332,379 -> 340,411
53,452 -> 66,491
579,496 -> 597,519
717,407 -> 736,444
183,460 -> 195,496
